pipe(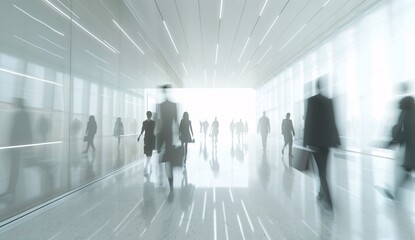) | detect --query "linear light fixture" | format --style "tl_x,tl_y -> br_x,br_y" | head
257,44 -> 273,64
43,0 -> 117,54
38,35 -> 65,50
280,23 -> 307,51
322,0 -> 330,8
163,20 -> 179,54
182,62 -> 188,74
57,0 -> 80,19
238,37 -> 250,62
14,35 -> 64,59
113,20 -> 144,54
219,0 -> 223,19
97,65 -> 116,76
71,20 -> 117,53
237,61 -> 250,80
259,15 -> 279,46
215,44 -> 219,65
259,0 -> 269,16
0,67 -> 63,87
14,4 -> 64,36
0,141 -> 62,150
43,0 -> 71,19
85,49 -> 108,64
103,40 -> 120,54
